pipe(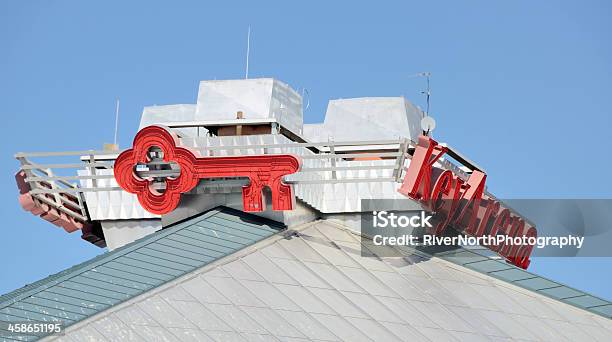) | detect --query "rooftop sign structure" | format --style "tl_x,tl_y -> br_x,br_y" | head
14,78 -> 534,267
399,135 -> 537,269
114,125 -> 300,214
